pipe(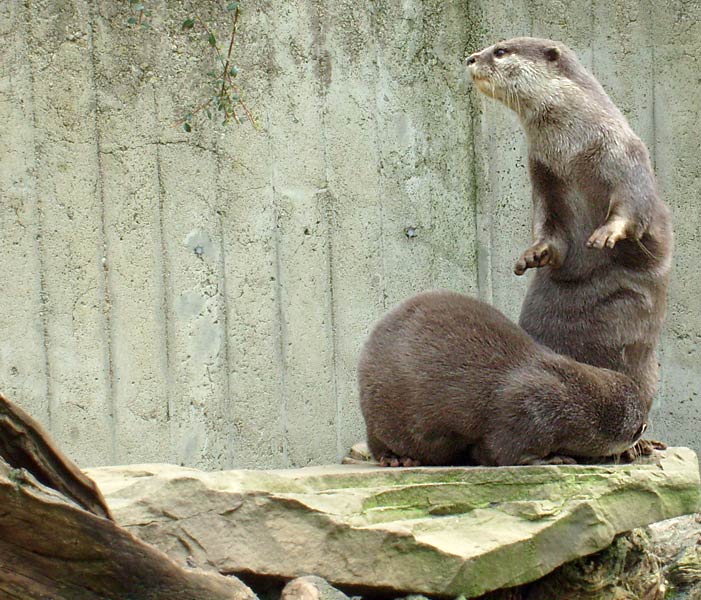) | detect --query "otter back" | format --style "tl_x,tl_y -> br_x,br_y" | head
358,290 -> 648,467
